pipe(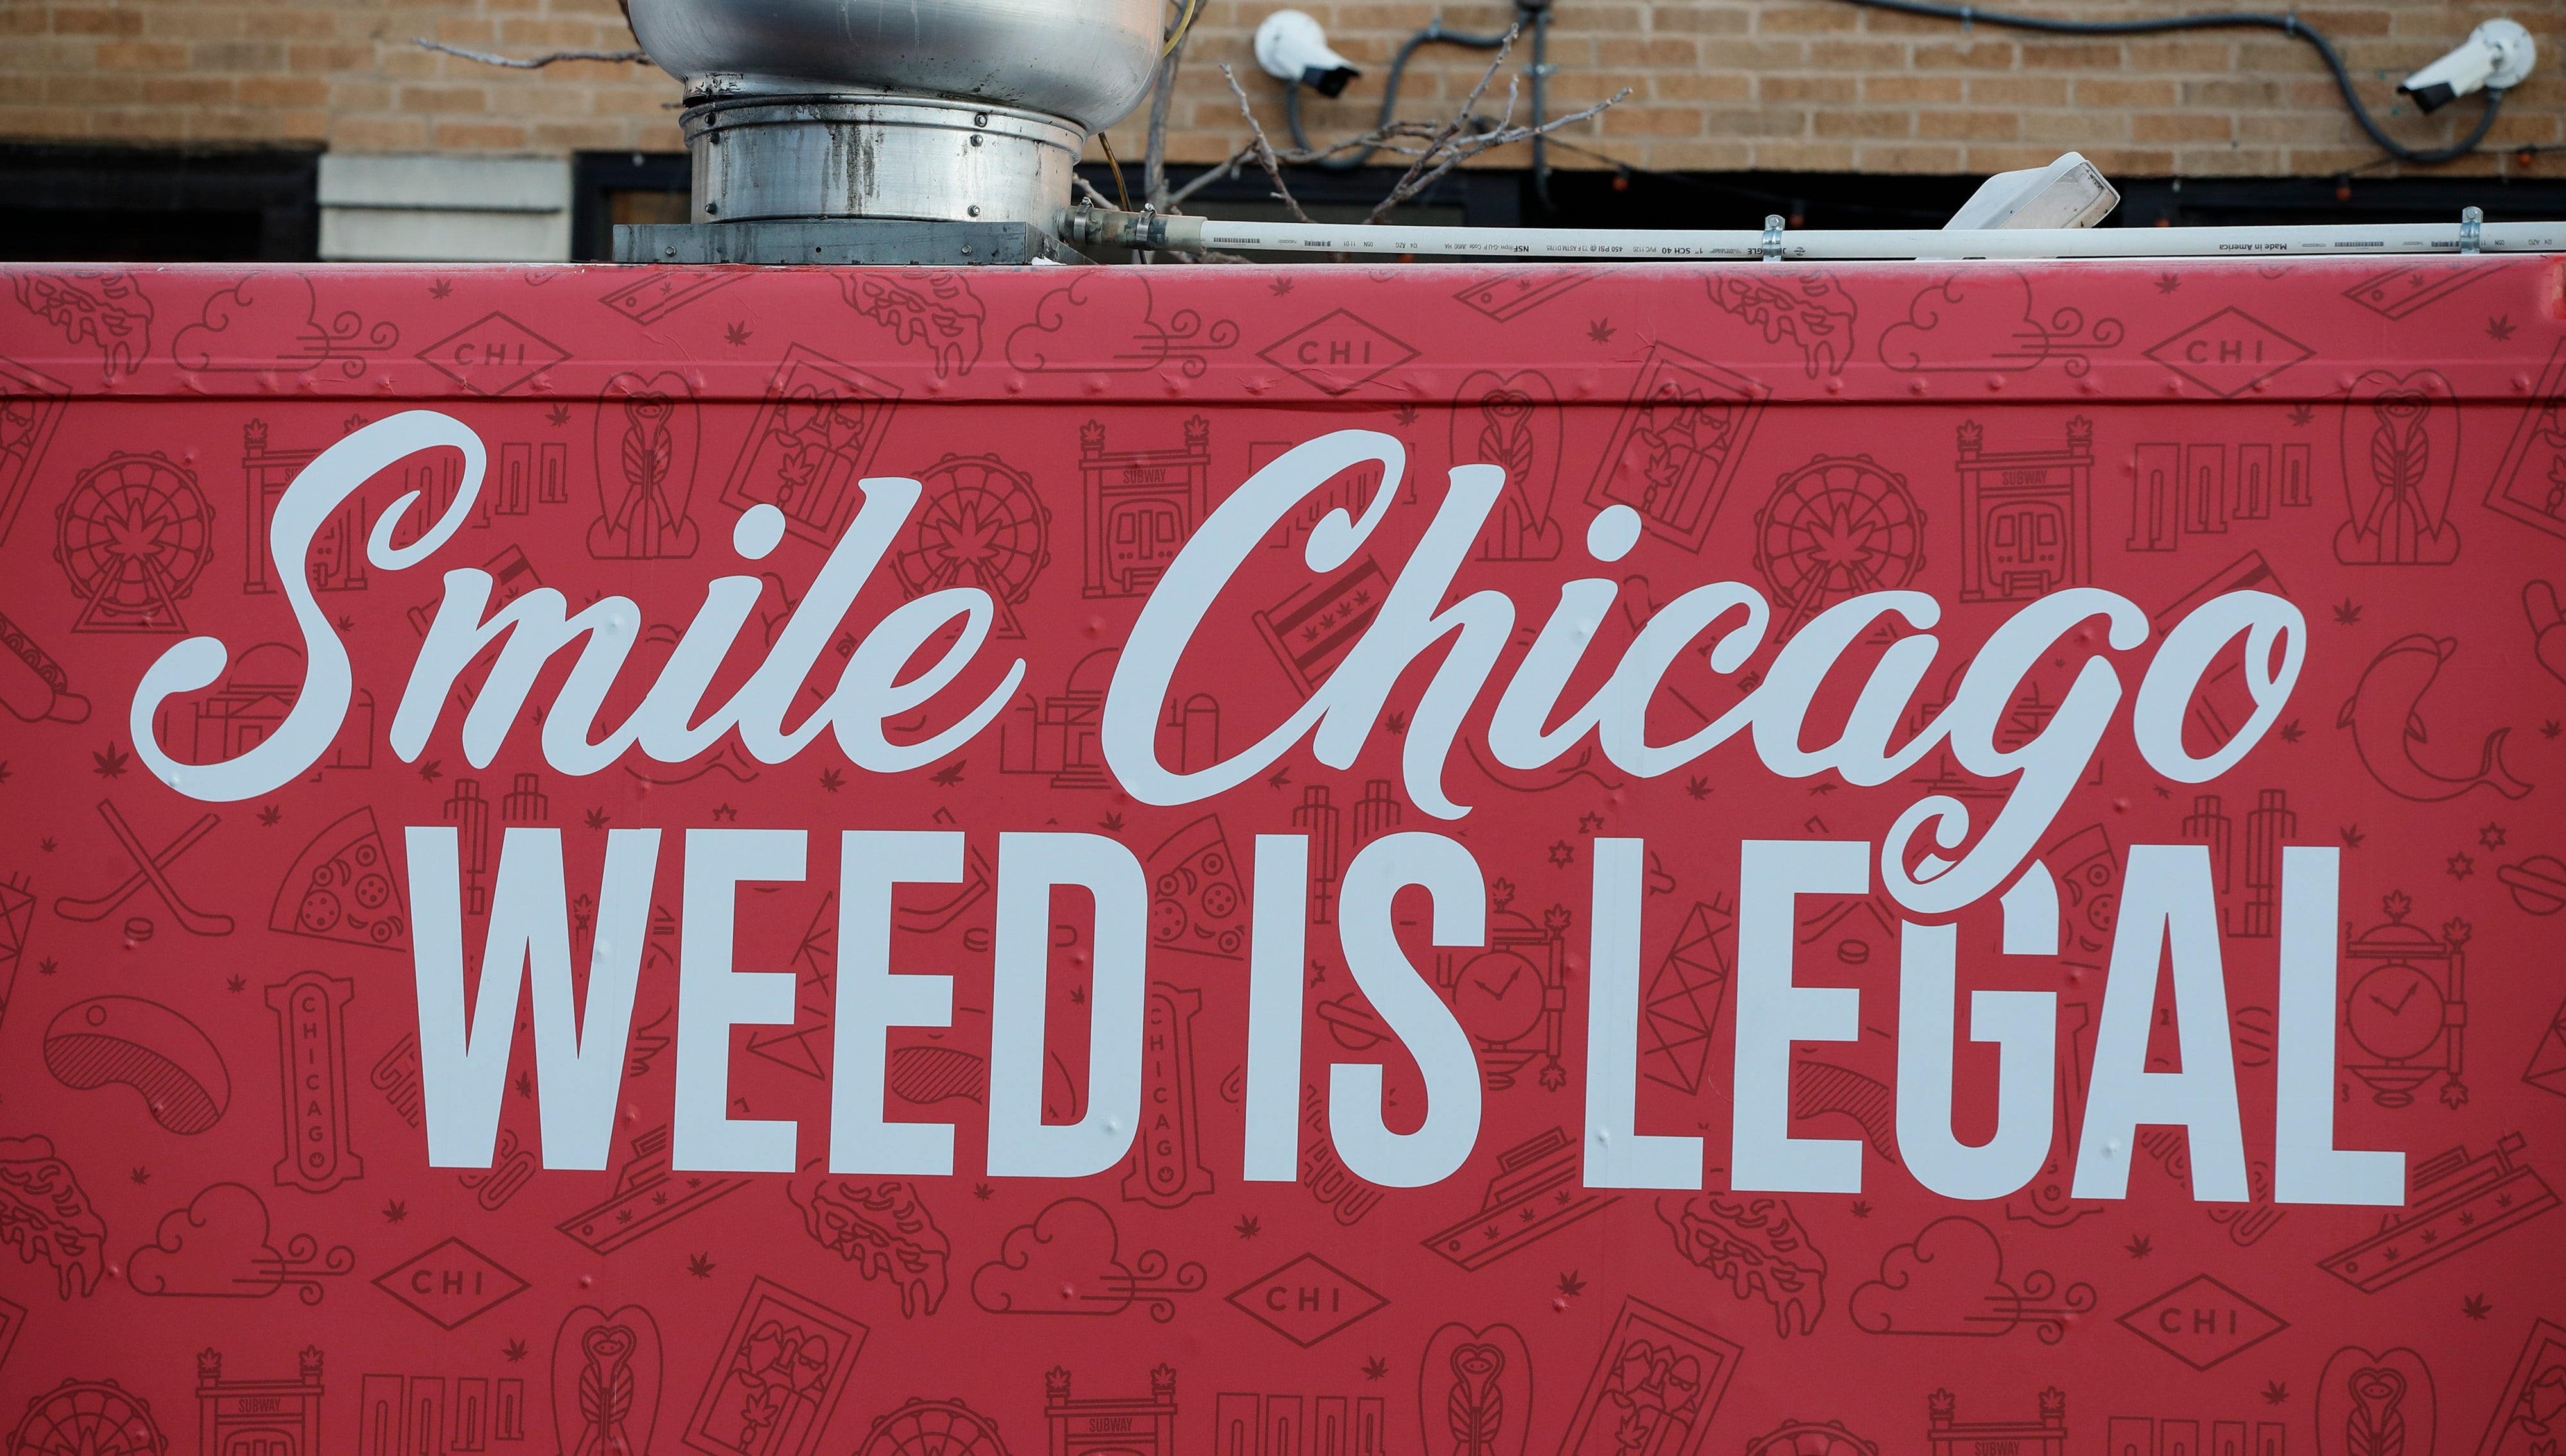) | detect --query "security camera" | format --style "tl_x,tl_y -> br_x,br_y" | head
2399,19 -> 2535,112
1255,10 -> 1361,98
